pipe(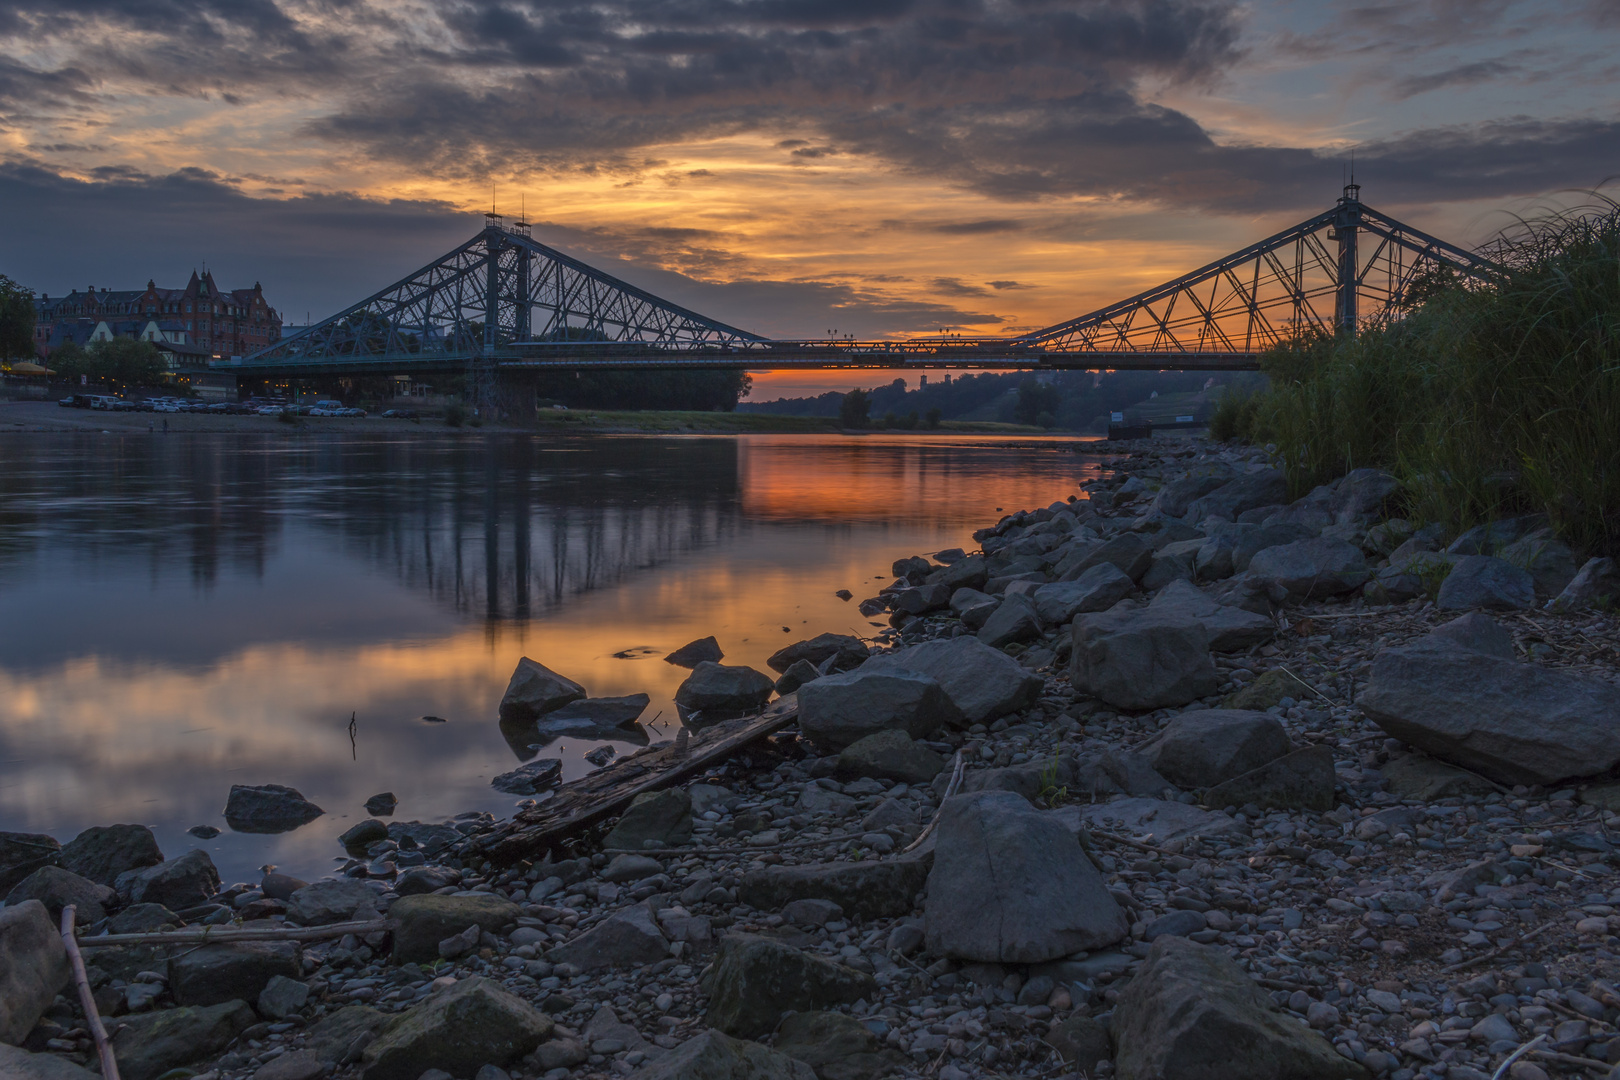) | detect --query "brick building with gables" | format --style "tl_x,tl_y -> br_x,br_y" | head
34,270 -> 281,362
